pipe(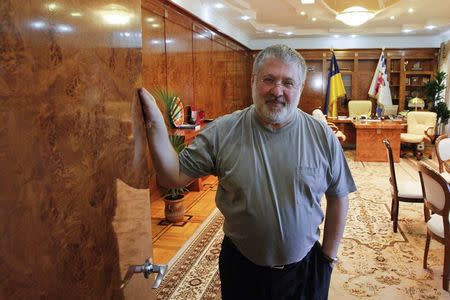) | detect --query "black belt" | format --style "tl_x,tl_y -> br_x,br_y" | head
223,235 -> 315,271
